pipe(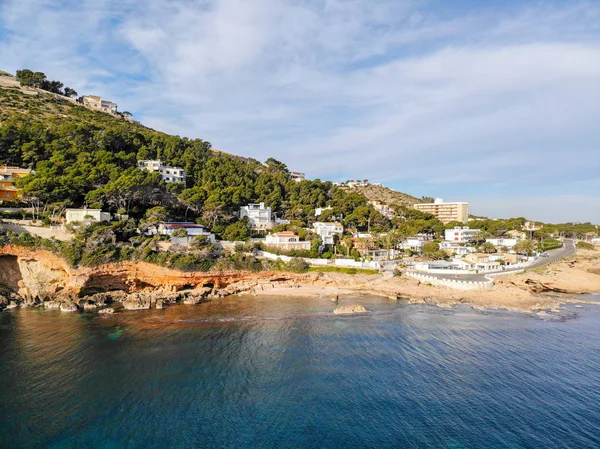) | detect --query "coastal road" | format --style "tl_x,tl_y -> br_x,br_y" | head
417,239 -> 576,283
